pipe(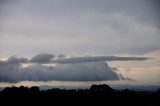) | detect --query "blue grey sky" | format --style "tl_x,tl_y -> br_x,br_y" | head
0,0 -> 160,57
